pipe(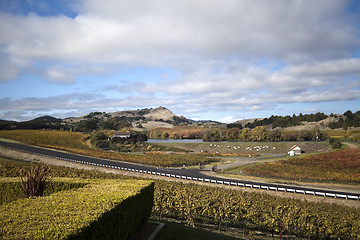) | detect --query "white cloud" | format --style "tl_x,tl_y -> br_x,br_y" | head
1,0 -> 358,66
0,0 -> 359,121
217,116 -> 240,124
